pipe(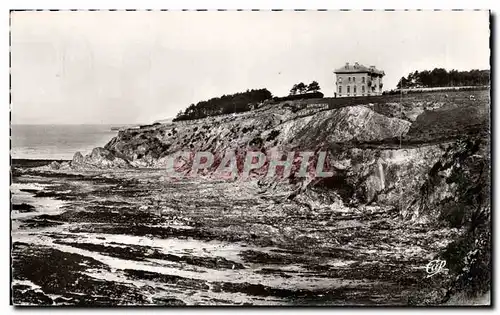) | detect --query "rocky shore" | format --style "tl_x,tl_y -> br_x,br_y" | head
11,90 -> 491,305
